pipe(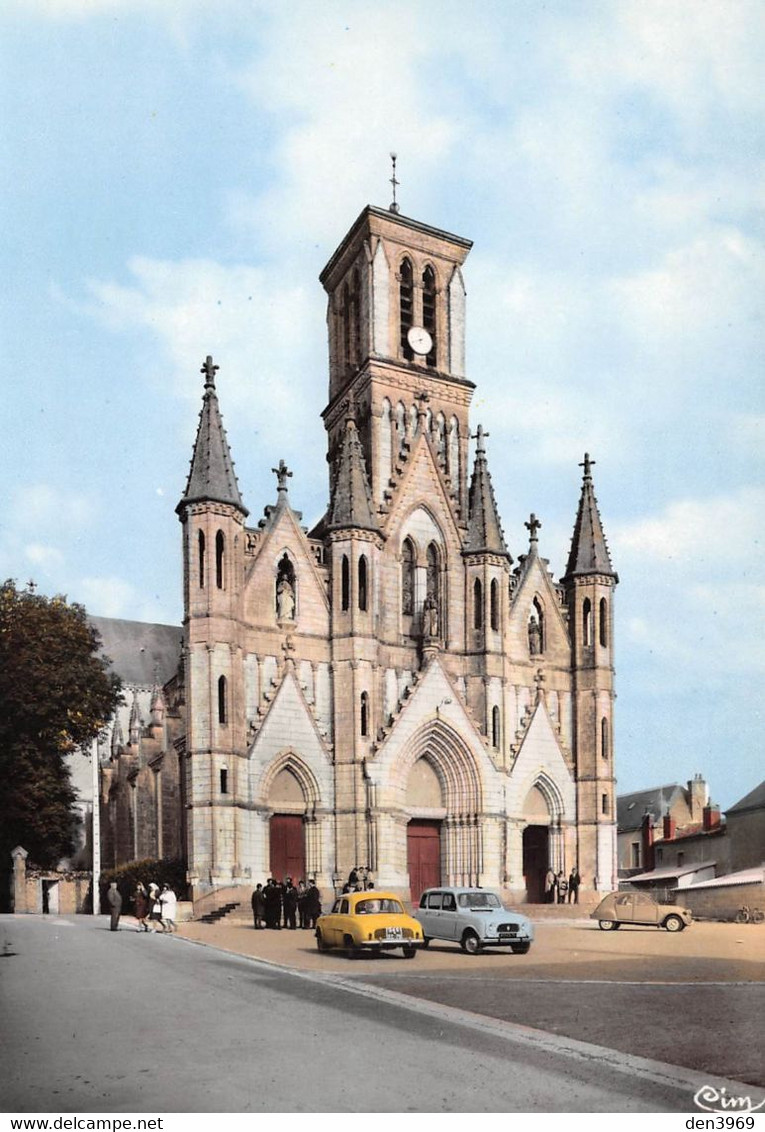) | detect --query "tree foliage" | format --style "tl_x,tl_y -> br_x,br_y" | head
0,580 -> 122,868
